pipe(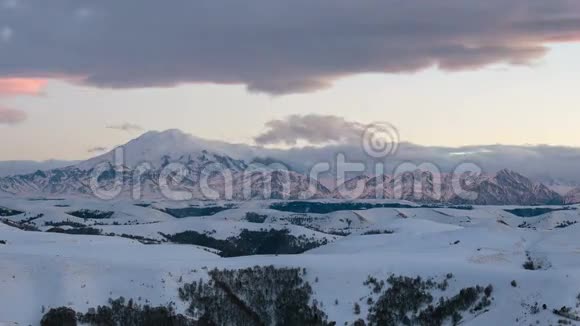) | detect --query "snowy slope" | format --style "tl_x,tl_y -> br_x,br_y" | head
2,197 -> 580,324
